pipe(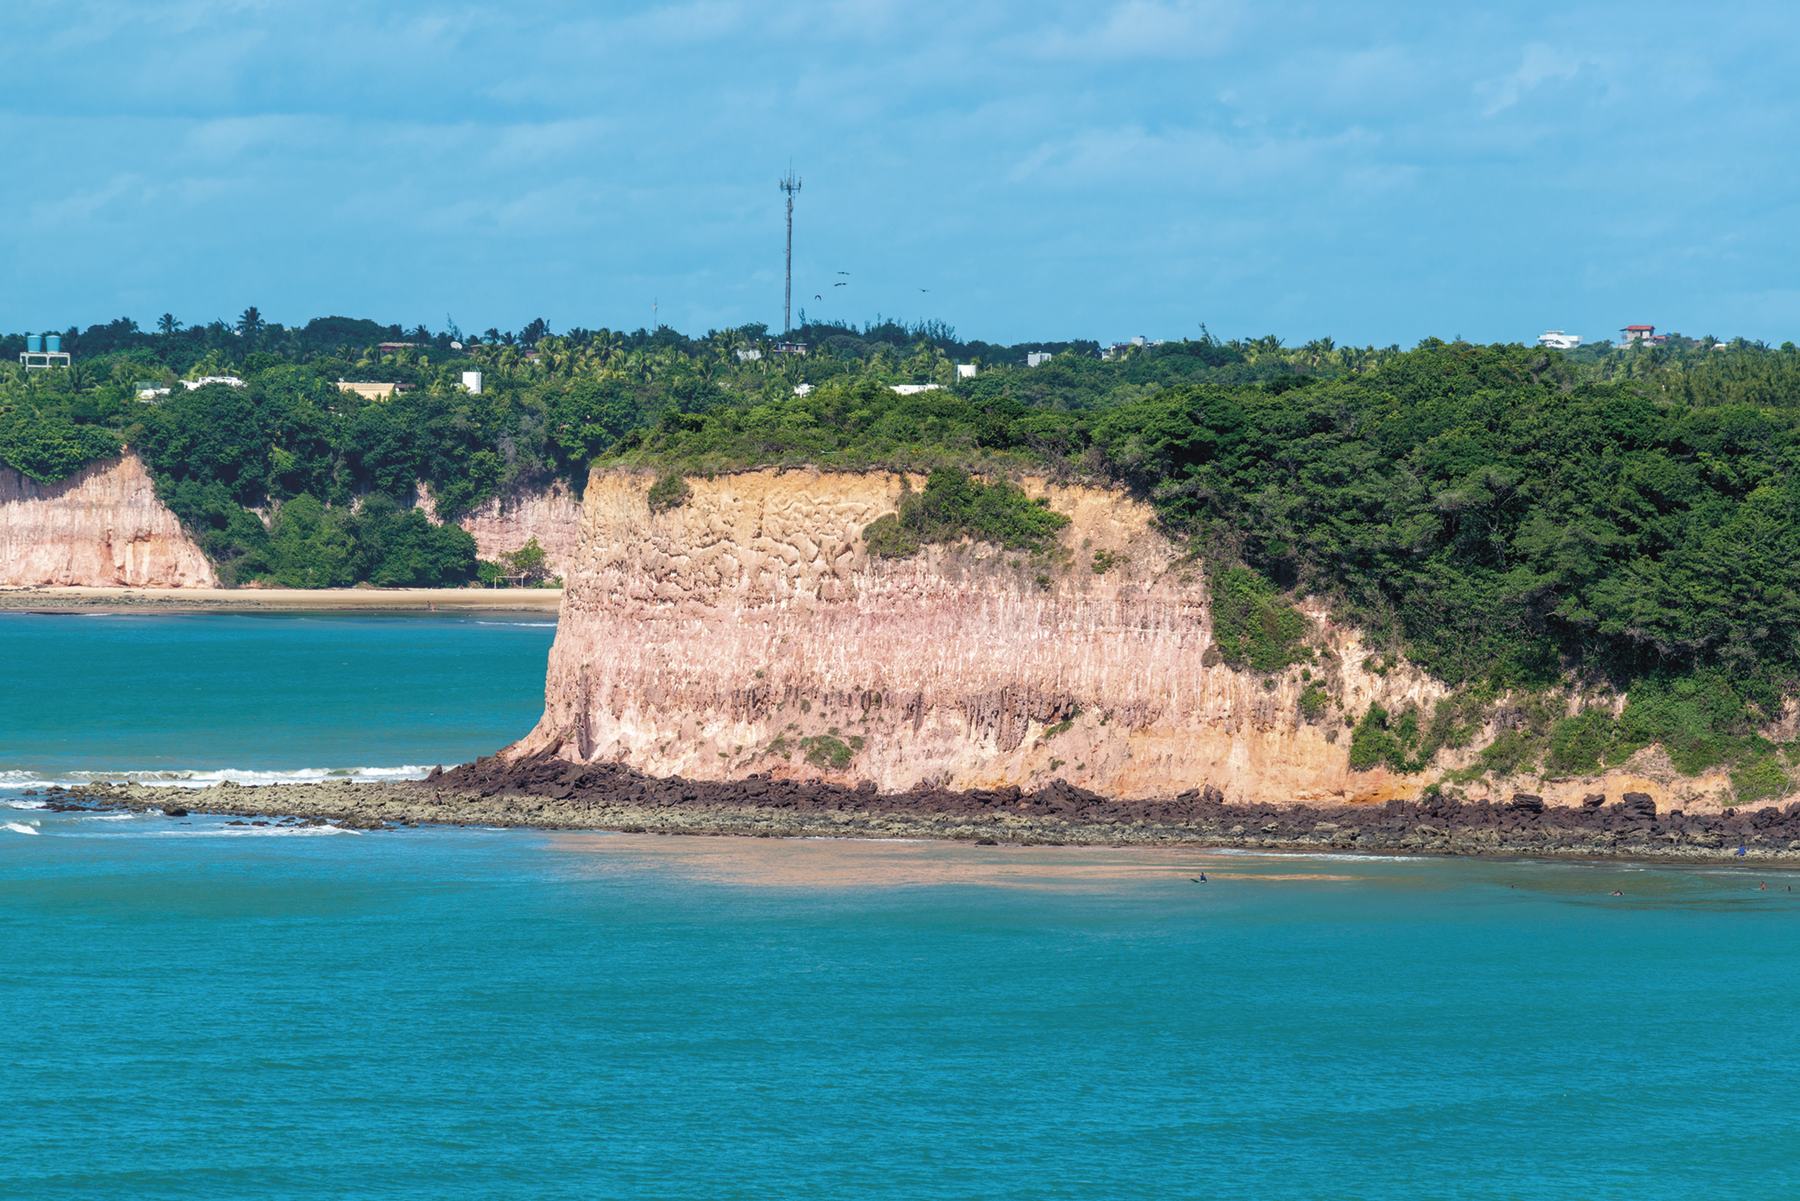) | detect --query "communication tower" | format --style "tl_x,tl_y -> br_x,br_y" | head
781,169 -> 801,335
